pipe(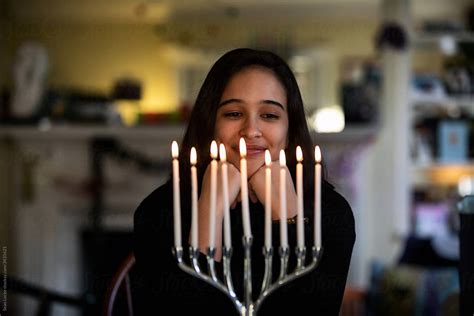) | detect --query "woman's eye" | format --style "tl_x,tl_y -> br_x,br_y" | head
261,113 -> 279,120
223,112 -> 241,118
